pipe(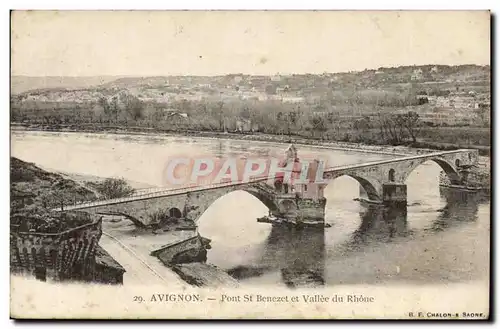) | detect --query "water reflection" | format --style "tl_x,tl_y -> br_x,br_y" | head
228,189 -> 487,288
426,188 -> 488,233
266,226 -> 325,288
347,204 -> 408,248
